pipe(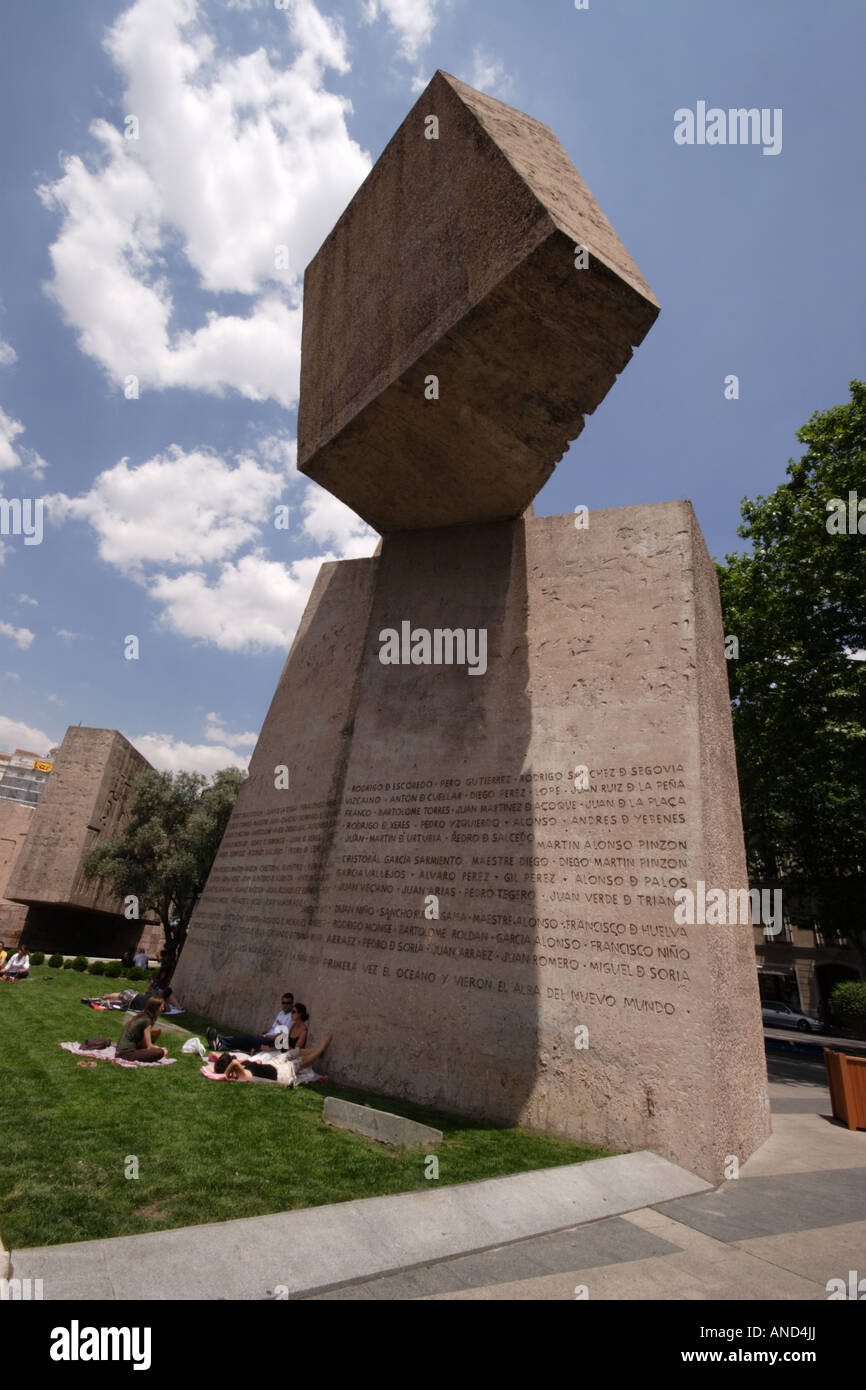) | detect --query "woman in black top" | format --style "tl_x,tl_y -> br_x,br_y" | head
287,1003 -> 308,1050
